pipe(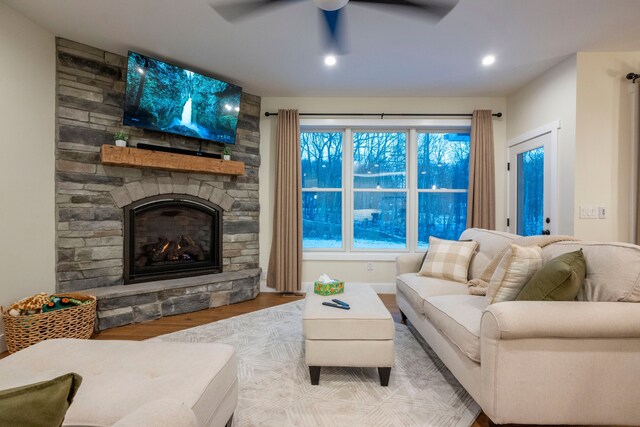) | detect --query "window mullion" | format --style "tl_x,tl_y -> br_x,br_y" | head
408,128 -> 418,252
344,128 -> 353,253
